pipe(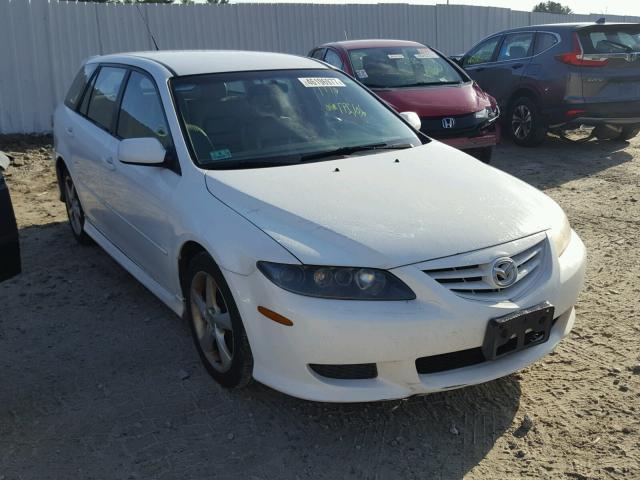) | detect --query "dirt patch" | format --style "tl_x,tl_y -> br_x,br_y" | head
0,133 -> 638,479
